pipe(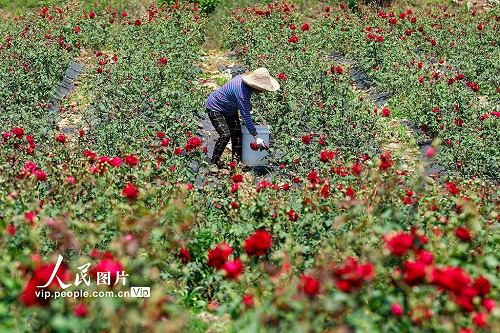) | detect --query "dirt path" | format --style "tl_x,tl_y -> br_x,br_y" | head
55,48 -> 117,142
329,52 -> 439,180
